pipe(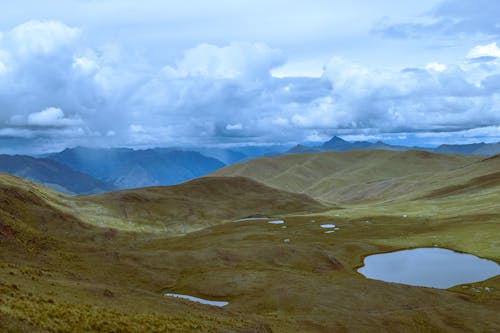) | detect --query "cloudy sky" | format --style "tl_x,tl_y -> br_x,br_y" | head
1,0 -> 499,153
